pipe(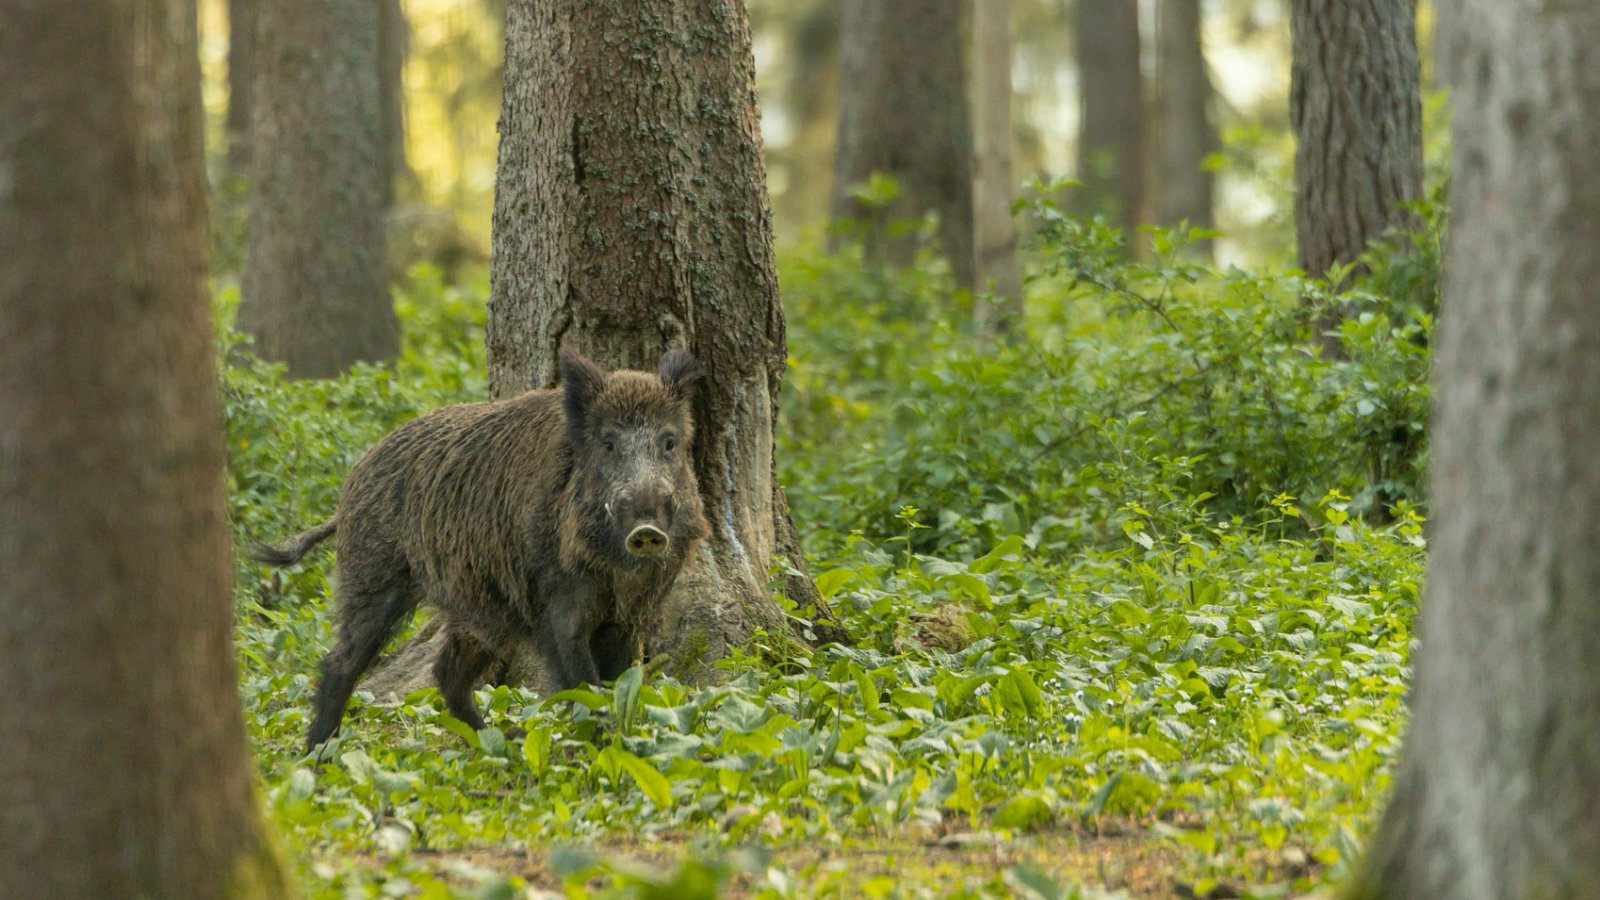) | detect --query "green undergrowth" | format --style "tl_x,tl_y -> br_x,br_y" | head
225,208 -> 1434,897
